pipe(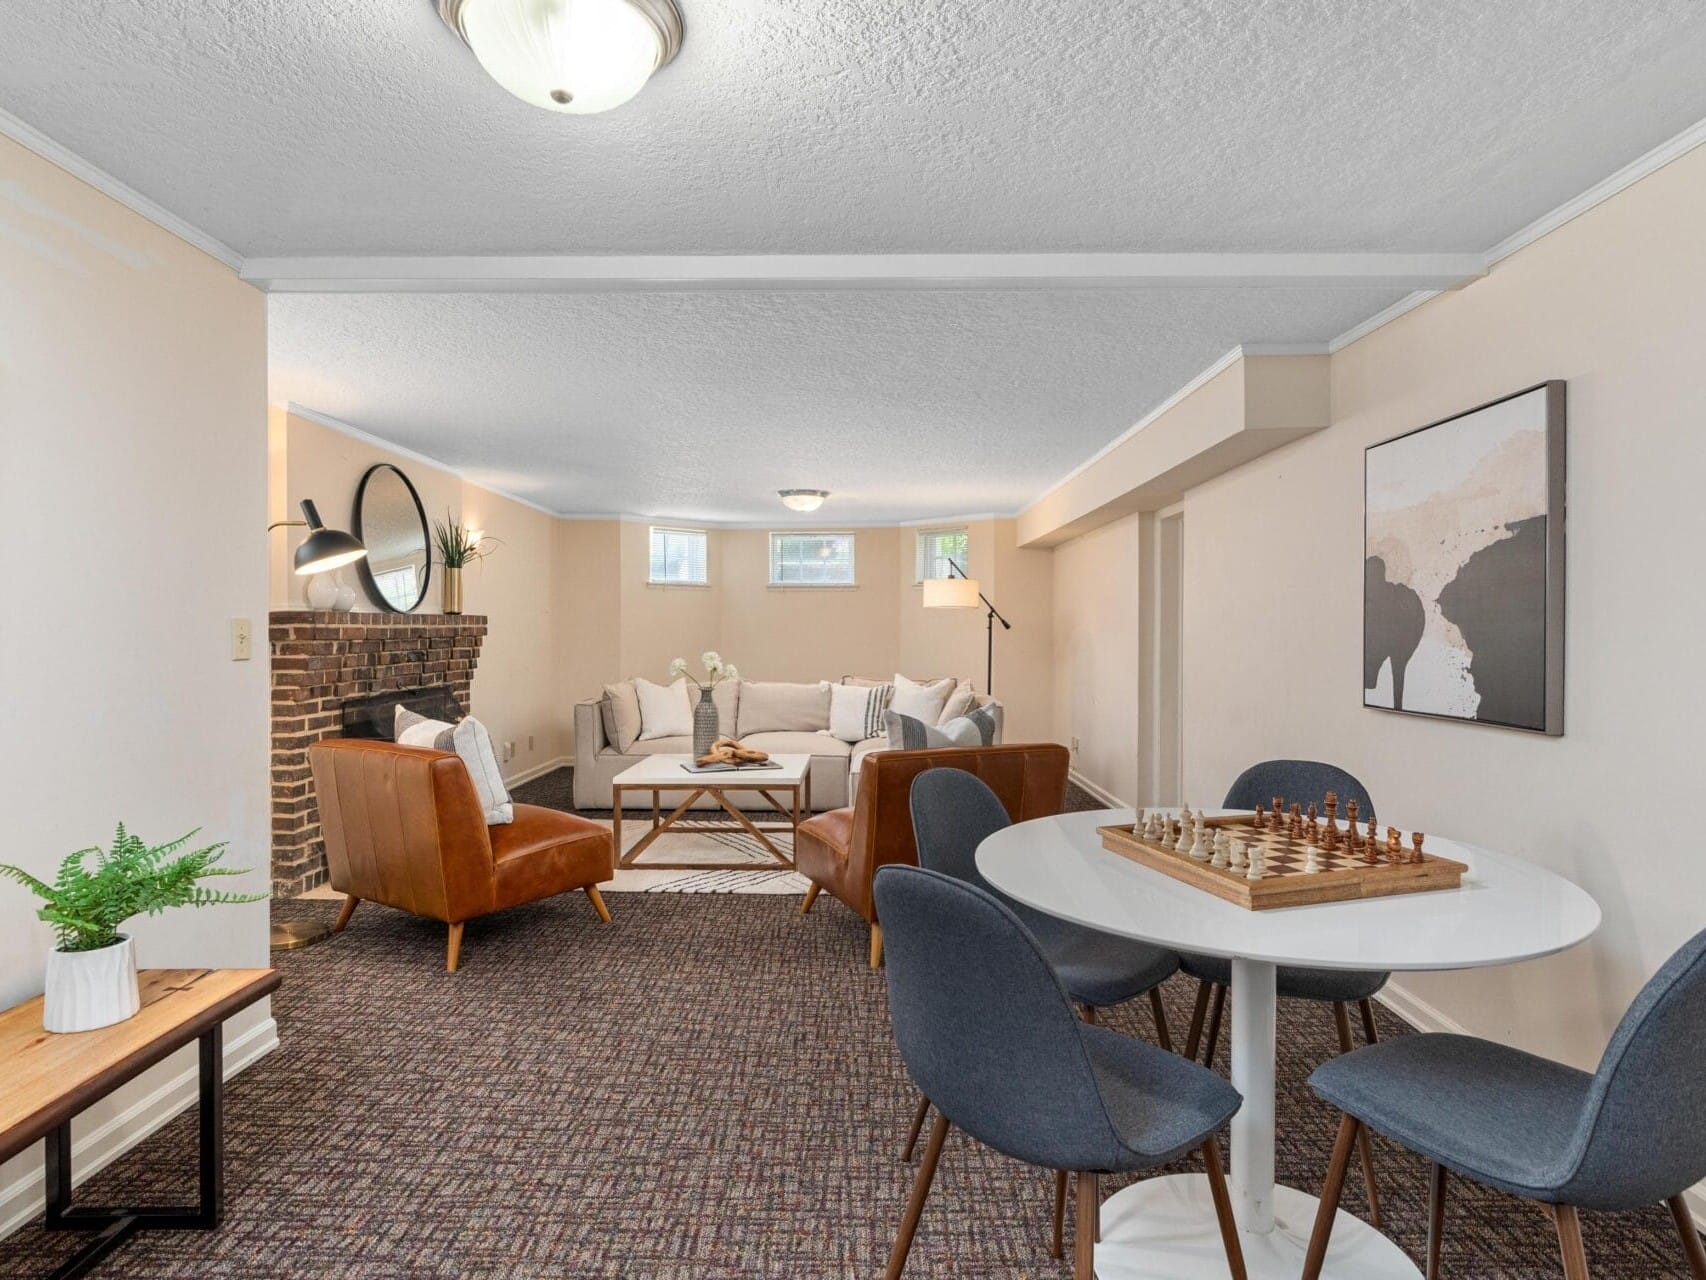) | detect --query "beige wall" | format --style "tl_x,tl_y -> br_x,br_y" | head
0,136 -> 271,1225
1053,142 -> 1706,1067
